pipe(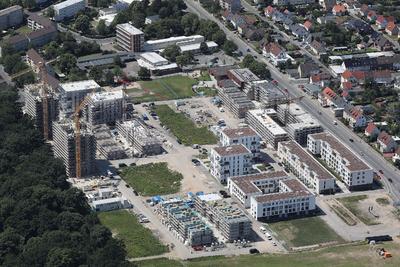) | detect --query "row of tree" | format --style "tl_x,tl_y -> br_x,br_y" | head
0,86 -> 131,266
